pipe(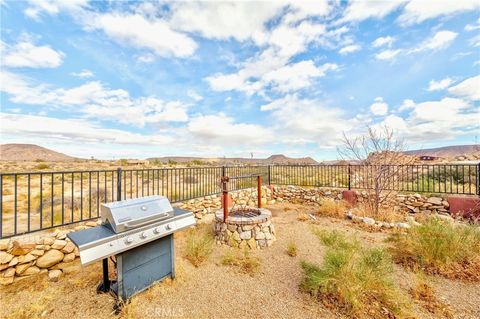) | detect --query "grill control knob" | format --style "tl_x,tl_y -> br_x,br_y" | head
125,237 -> 134,244
154,226 -> 162,234
166,223 -> 174,230
141,232 -> 148,239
